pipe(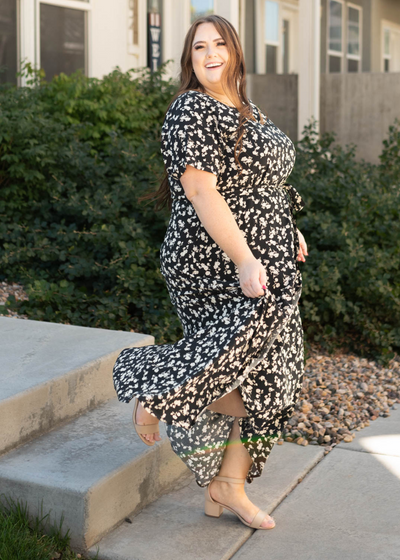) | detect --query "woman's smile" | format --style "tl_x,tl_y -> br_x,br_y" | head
205,62 -> 223,69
